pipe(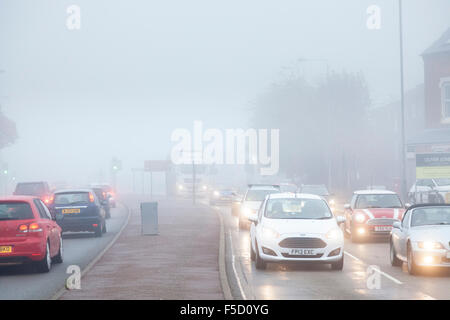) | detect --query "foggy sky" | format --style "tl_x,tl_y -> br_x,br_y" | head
0,0 -> 449,191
